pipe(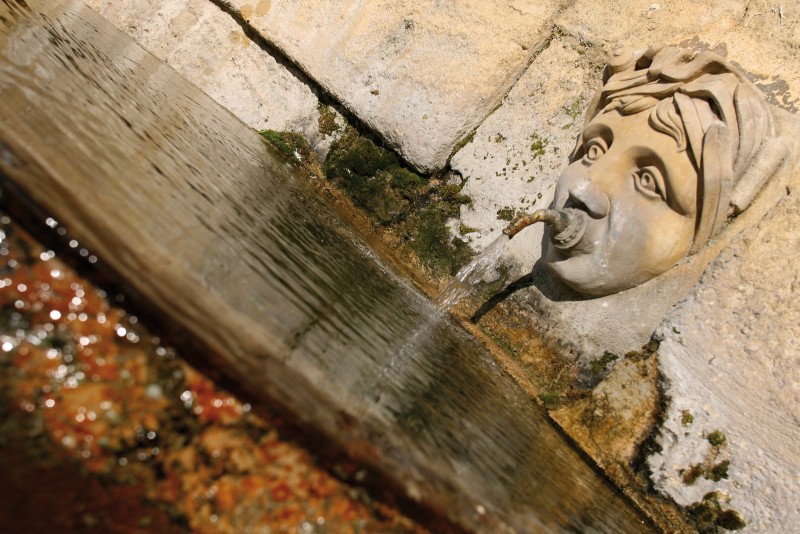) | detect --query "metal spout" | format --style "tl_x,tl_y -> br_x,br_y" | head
503,208 -> 587,250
